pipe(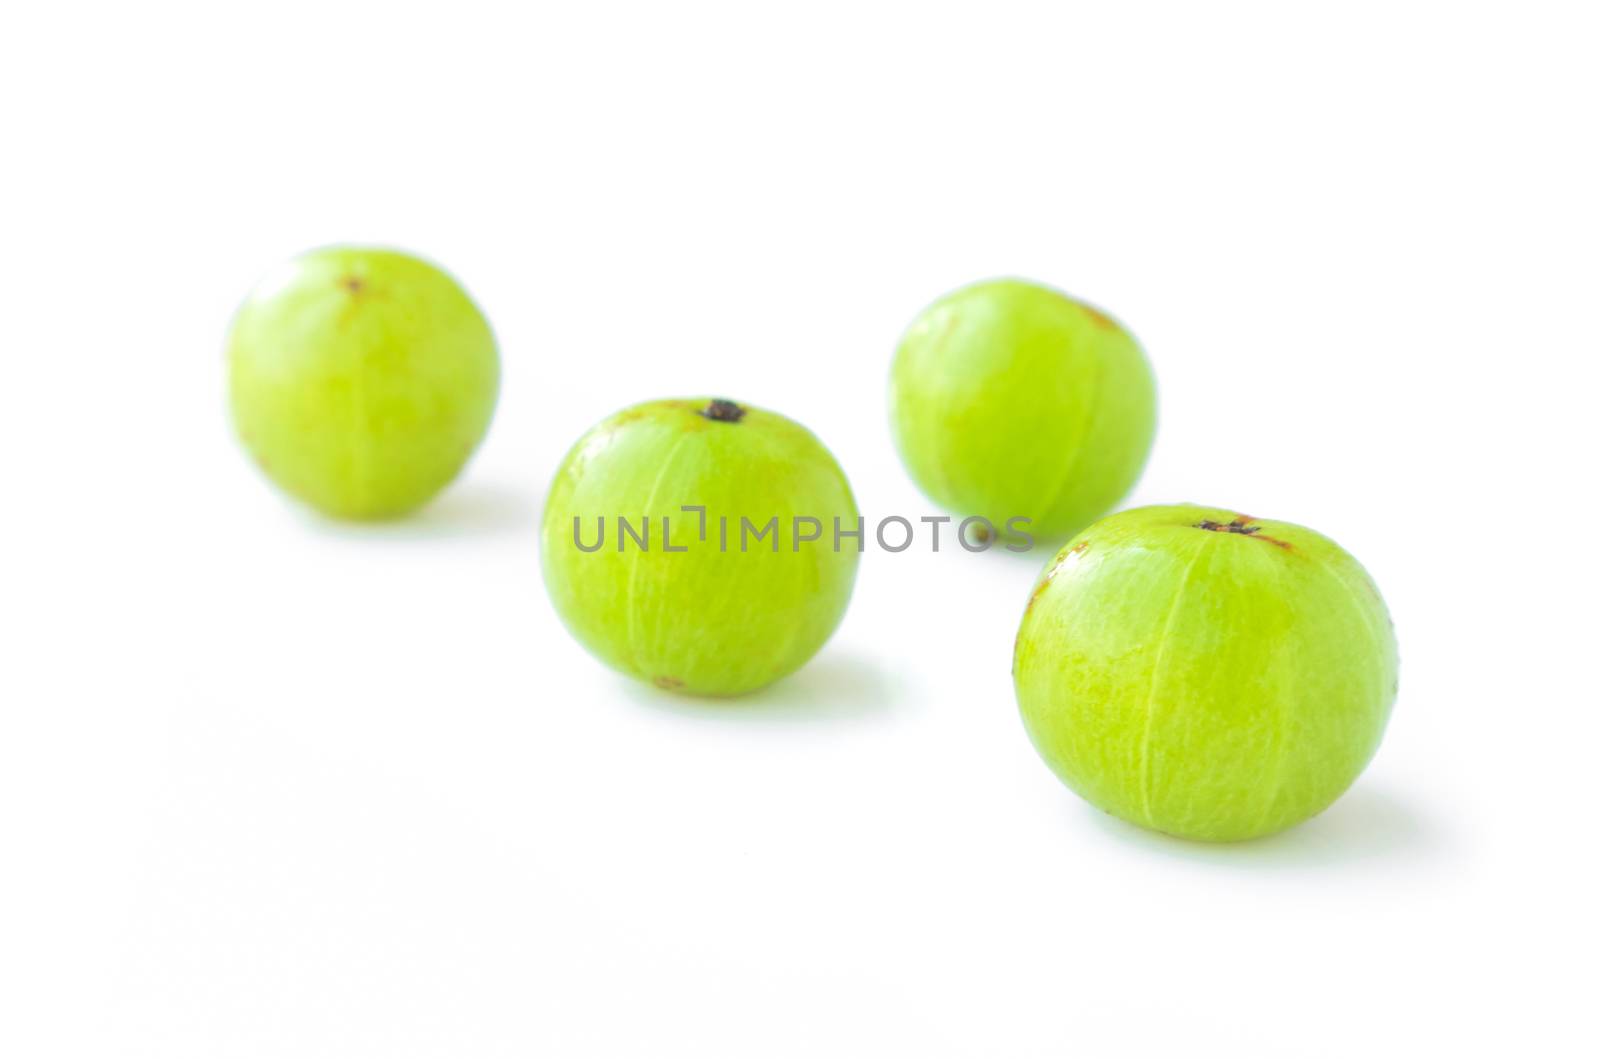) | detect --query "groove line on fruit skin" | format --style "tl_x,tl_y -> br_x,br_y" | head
625,430 -> 696,679
1136,540 -> 1207,829
1304,552 -> 1399,763
1253,545 -> 1293,837
348,297 -> 374,515
914,316 -> 964,509
1316,554 -> 1394,682
1032,343 -> 1105,536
